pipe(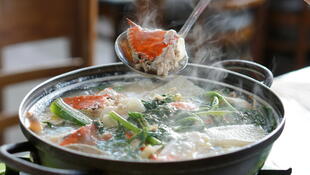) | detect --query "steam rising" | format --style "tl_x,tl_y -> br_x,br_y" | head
134,0 -> 163,29
131,0 -> 269,95
132,0 -> 254,66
